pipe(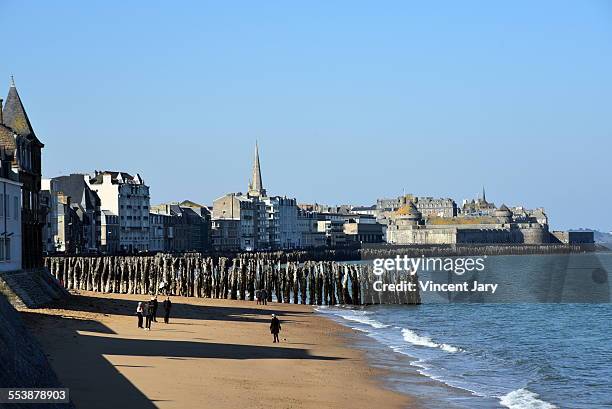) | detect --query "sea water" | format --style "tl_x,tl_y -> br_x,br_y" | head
317,252 -> 612,408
